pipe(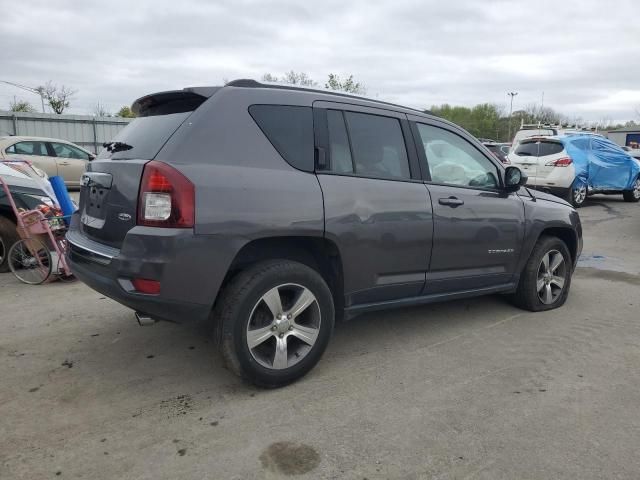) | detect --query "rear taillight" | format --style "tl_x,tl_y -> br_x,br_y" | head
545,157 -> 572,167
137,161 -> 194,228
